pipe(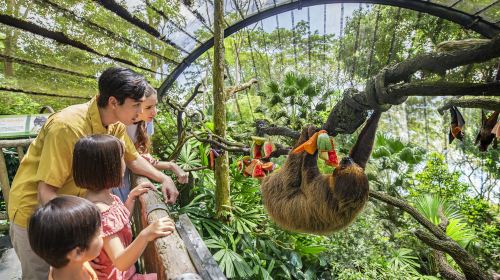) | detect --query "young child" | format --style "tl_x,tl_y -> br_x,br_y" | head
73,134 -> 175,280
28,195 -> 102,280
113,85 -> 188,202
